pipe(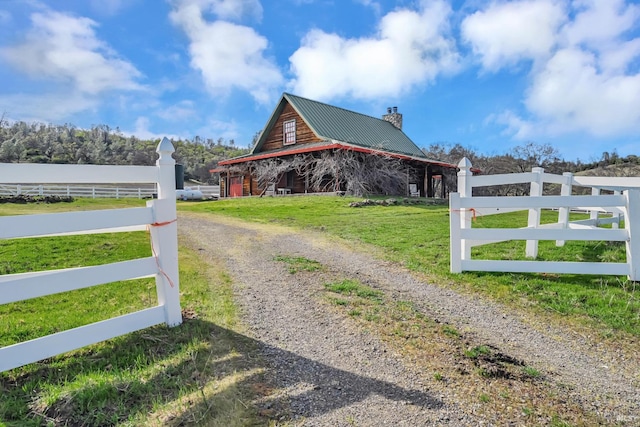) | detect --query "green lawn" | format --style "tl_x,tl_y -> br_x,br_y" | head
0,199 -> 267,426
0,195 -> 637,425
181,196 -> 639,337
